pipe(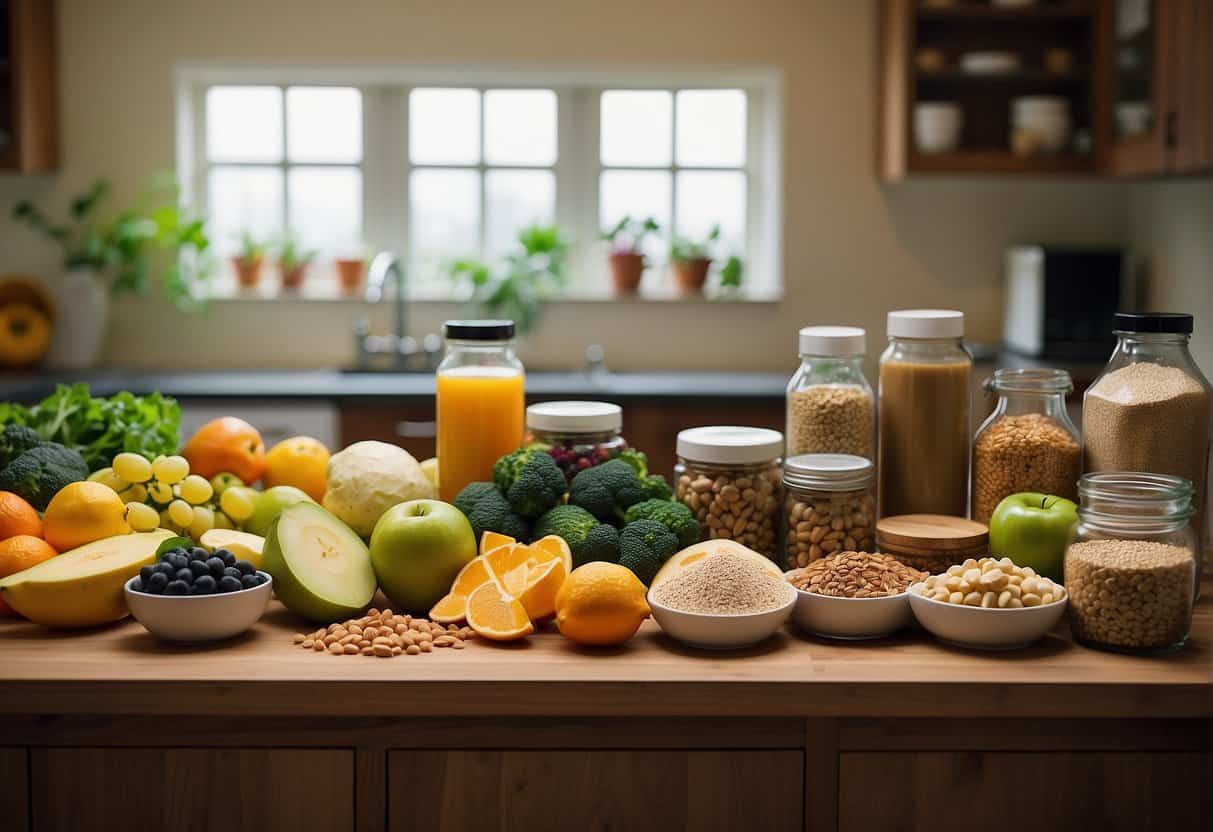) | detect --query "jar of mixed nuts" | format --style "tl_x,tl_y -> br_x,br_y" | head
1065,472 -> 1197,654
524,401 -> 628,484
675,426 -> 783,561
785,326 -> 874,460
782,454 -> 875,570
